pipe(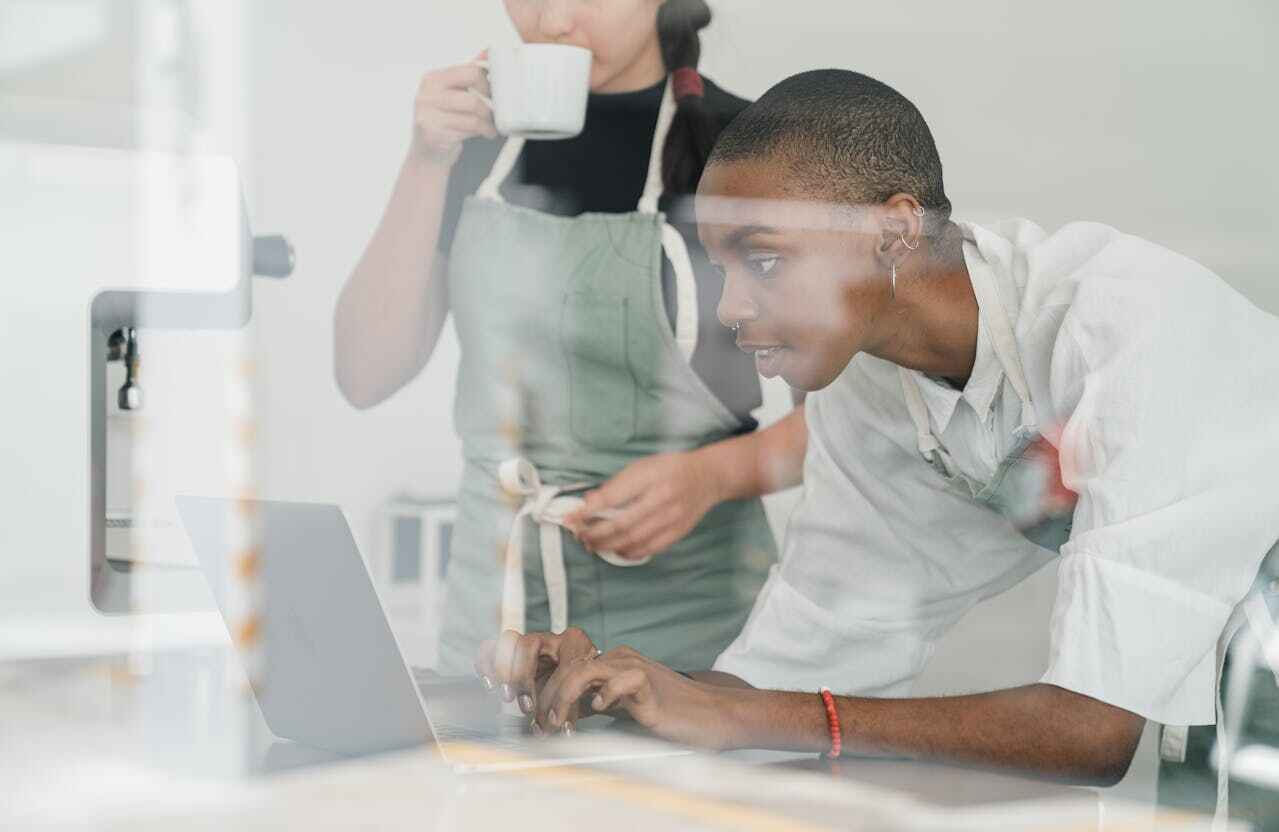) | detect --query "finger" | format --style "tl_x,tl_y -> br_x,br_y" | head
612,511 -> 685,560
585,466 -> 653,516
492,629 -> 524,701
423,62 -> 488,93
508,633 -> 547,714
591,668 -> 647,713
474,639 -> 498,690
538,658 -> 615,730
428,89 -> 492,119
551,627 -> 597,665
420,112 -> 496,141
626,523 -> 687,561
580,492 -> 663,551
